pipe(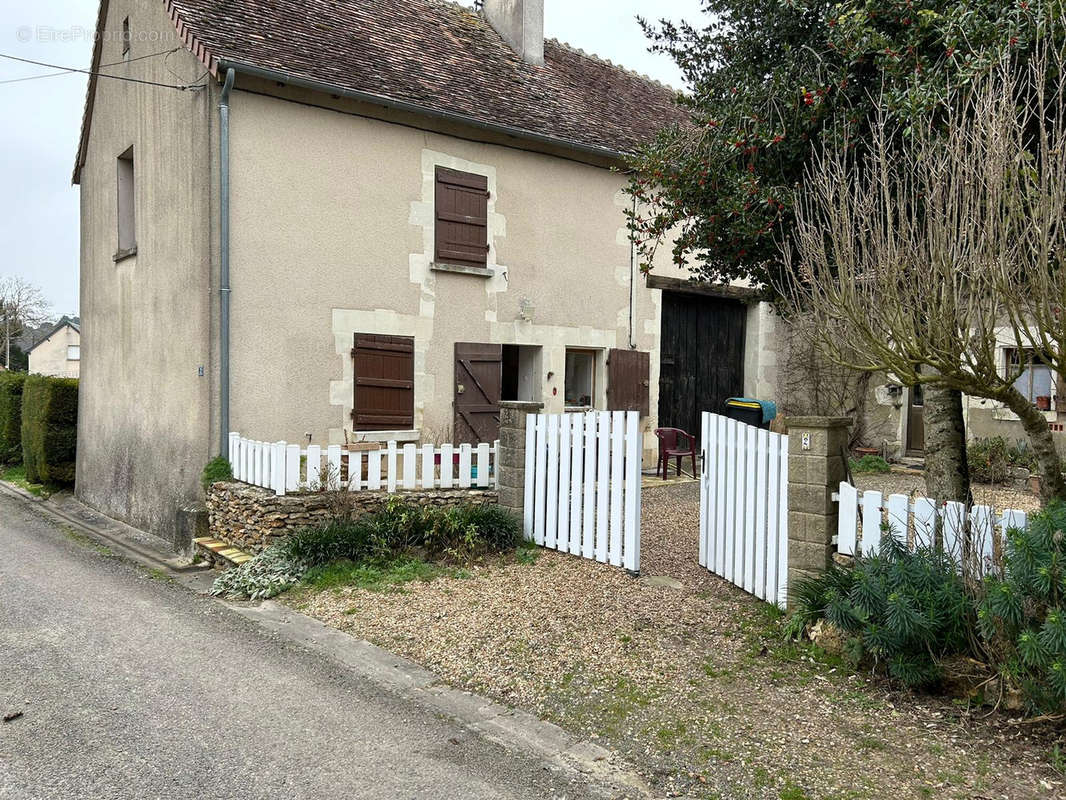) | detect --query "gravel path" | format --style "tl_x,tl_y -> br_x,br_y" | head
288,484 -> 1063,799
